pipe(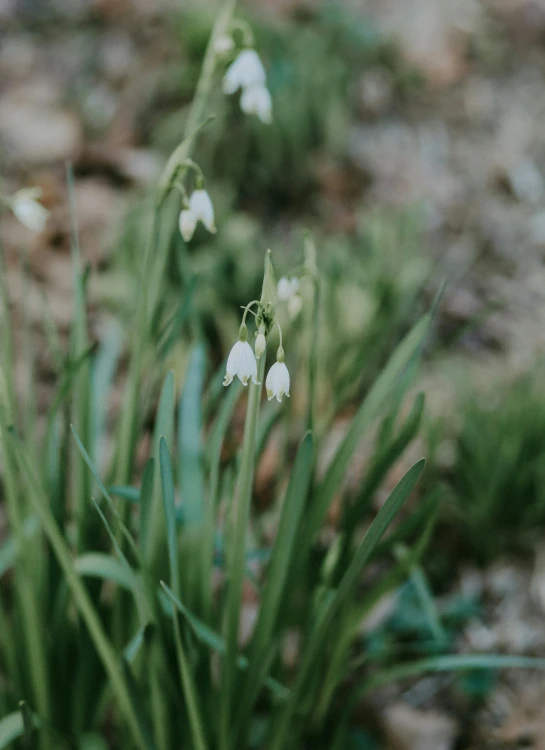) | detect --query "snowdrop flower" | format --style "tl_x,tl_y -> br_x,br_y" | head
240,84 -> 272,124
277,276 -> 300,301
214,34 -> 235,56
266,347 -> 290,402
178,188 -> 216,242
179,209 -> 197,242
224,325 -> 260,387
223,49 -> 266,94
278,276 -> 303,318
11,188 -> 49,233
